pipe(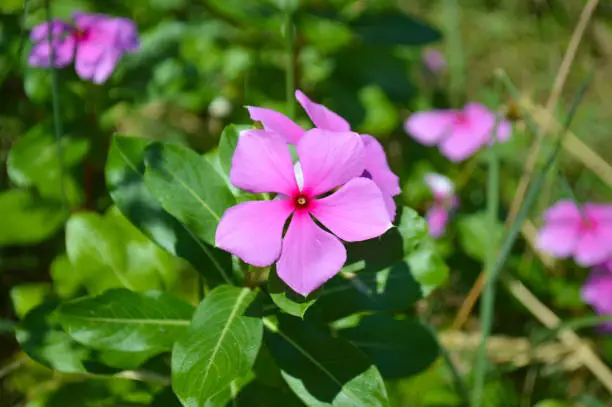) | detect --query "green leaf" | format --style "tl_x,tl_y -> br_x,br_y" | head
10,283 -> 52,319
43,377 -> 154,407
56,289 -> 195,353
7,125 -> 89,204
0,189 -> 67,245
172,286 -> 263,406
307,261 -> 422,322
16,301 -> 90,373
218,124 -> 242,177
338,315 -> 439,378
50,253 -> 84,298
268,269 -> 318,318
96,349 -> 159,370
65,208 -> 177,294
144,142 -> 236,246
264,315 -> 389,407
457,211 -> 504,262
350,11 -> 442,46
106,134 -> 234,286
